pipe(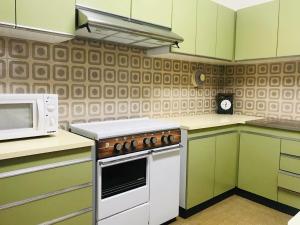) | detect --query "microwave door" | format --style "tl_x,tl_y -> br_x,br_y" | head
0,100 -> 40,140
